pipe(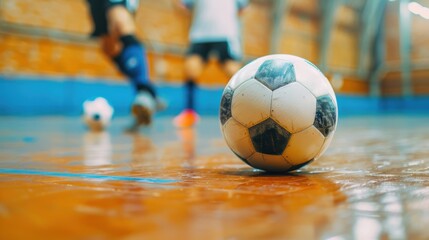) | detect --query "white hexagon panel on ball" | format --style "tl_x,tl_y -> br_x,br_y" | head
271,82 -> 317,134
247,152 -> 292,173
221,118 -> 255,160
282,125 -> 325,166
293,59 -> 337,106
231,79 -> 272,128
